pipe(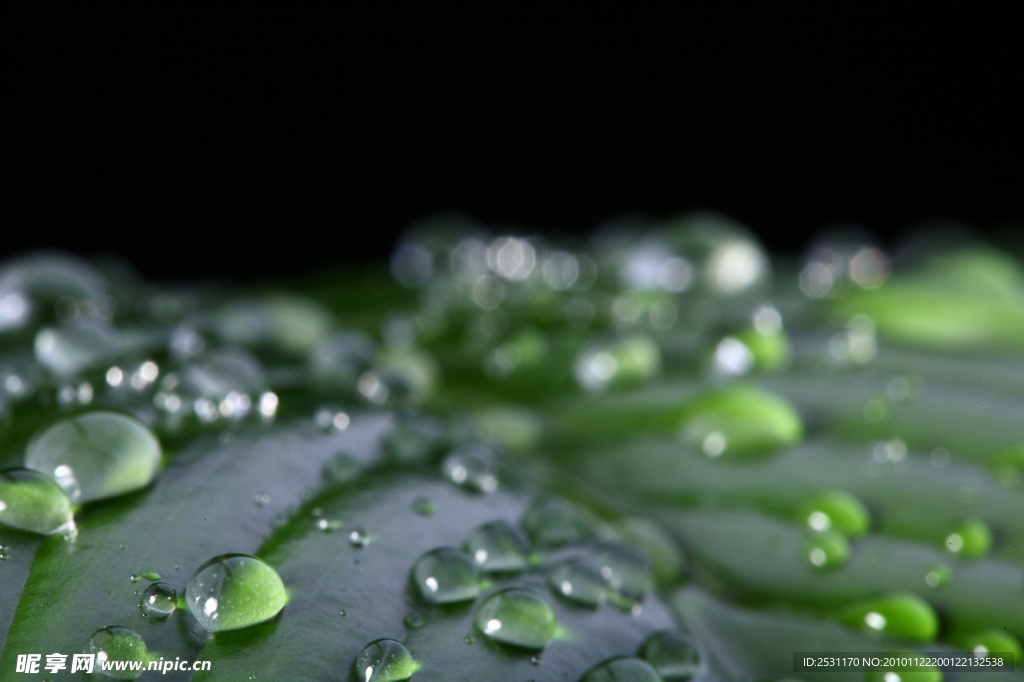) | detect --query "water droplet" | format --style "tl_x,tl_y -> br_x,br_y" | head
411,496 -> 435,516
87,626 -> 148,680
522,496 -> 589,548
464,521 -> 528,573
836,593 -> 939,642
318,518 -> 343,532
130,574 -> 140,583
679,386 -> 803,456
25,411 -> 162,504
34,321 -> 121,377
183,348 -> 265,403
640,630 -> 702,679
464,636 -> 475,644
589,543 -> 654,607
548,557 -> 607,607
404,611 -> 426,629
797,490 -> 871,538
0,468 -> 76,535
803,531 -> 850,571
254,492 -> 271,507
924,563 -> 952,588
0,544 -> 9,560
441,444 -> 499,493
574,336 -> 661,391
354,639 -> 416,682
186,554 -> 286,632
964,629 -> 1023,667
474,588 -> 557,650
411,547 -> 480,604
348,527 -> 371,548
139,582 -> 177,618
580,656 -> 663,682
323,453 -> 362,485
944,519 -> 992,558
339,609 -> 347,616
